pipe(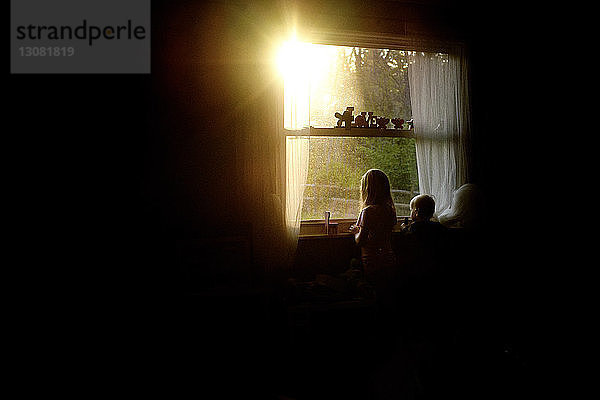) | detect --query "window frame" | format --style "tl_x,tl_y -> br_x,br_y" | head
285,127 -> 415,139
280,32 -> 462,235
